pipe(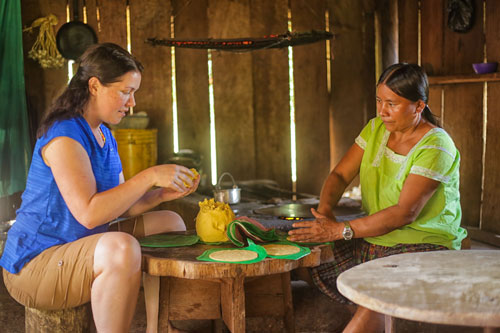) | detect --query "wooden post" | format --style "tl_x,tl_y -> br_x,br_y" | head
158,277 -> 171,333
221,275 -> 246,333
280,272 -> 295,333
25,304 -> 93,333
384,315 -> 395,333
